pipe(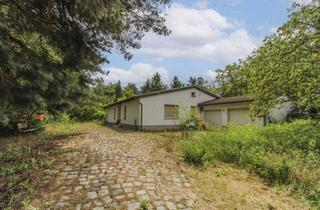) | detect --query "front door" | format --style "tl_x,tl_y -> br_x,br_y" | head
117,104 -> 121,123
